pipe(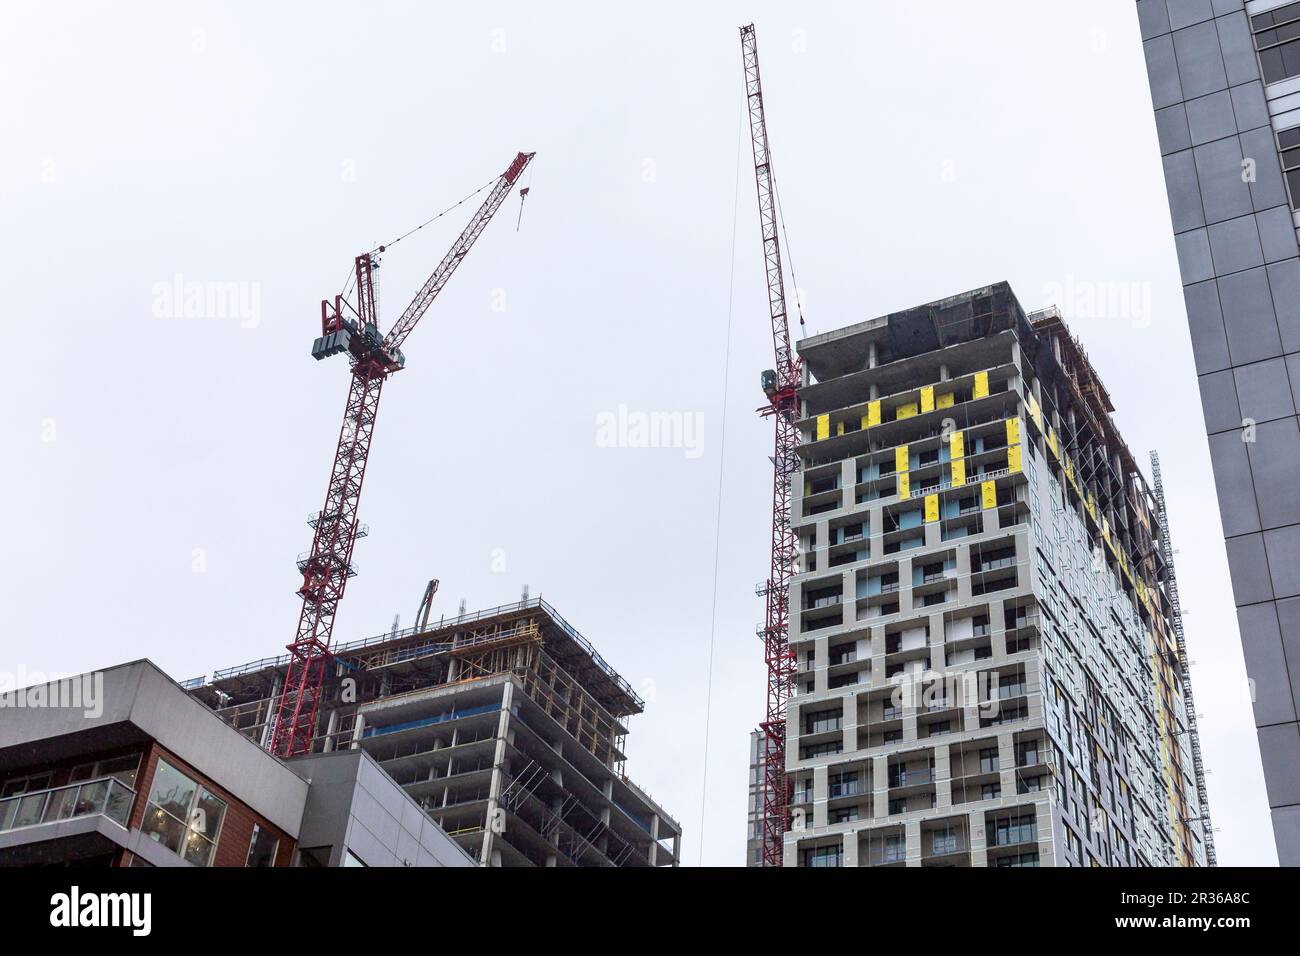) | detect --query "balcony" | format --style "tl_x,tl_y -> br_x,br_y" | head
0,777 -> 134,835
